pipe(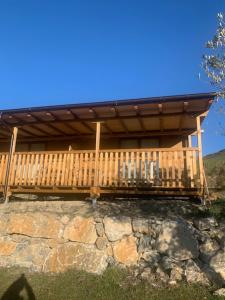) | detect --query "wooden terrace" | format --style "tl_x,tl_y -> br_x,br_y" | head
0,92 -> 216,200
